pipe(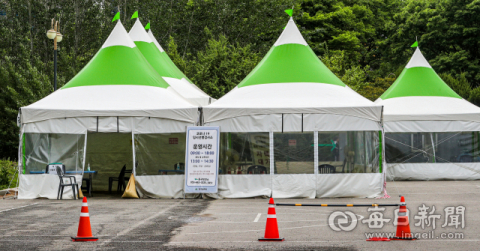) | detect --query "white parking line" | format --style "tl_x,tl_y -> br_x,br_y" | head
253,213 -> 261,222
